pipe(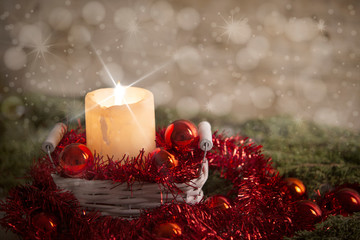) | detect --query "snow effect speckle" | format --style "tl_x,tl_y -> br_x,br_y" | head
0,0 -> 358,129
